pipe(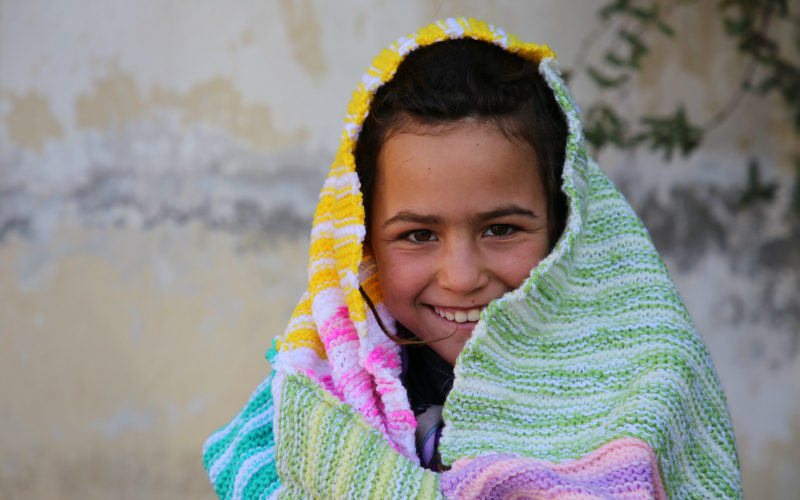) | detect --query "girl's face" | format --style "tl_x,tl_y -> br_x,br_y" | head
369,122 -> 551,364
